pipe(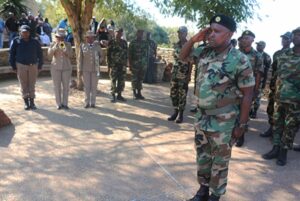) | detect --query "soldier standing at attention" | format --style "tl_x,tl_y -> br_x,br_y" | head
167,26 -> 192,123
260,32 -> 292,138
144,32 -> 157,83
9,25 -> 43,110
128,29 -> 148,99
48,28 -> 73,110
79,30 -> 103,108
237,30 -> 264,147
180,15 -> 254,201
256,41 -> 271,89
107,28 -> 128,102
262,27 -> 300,165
